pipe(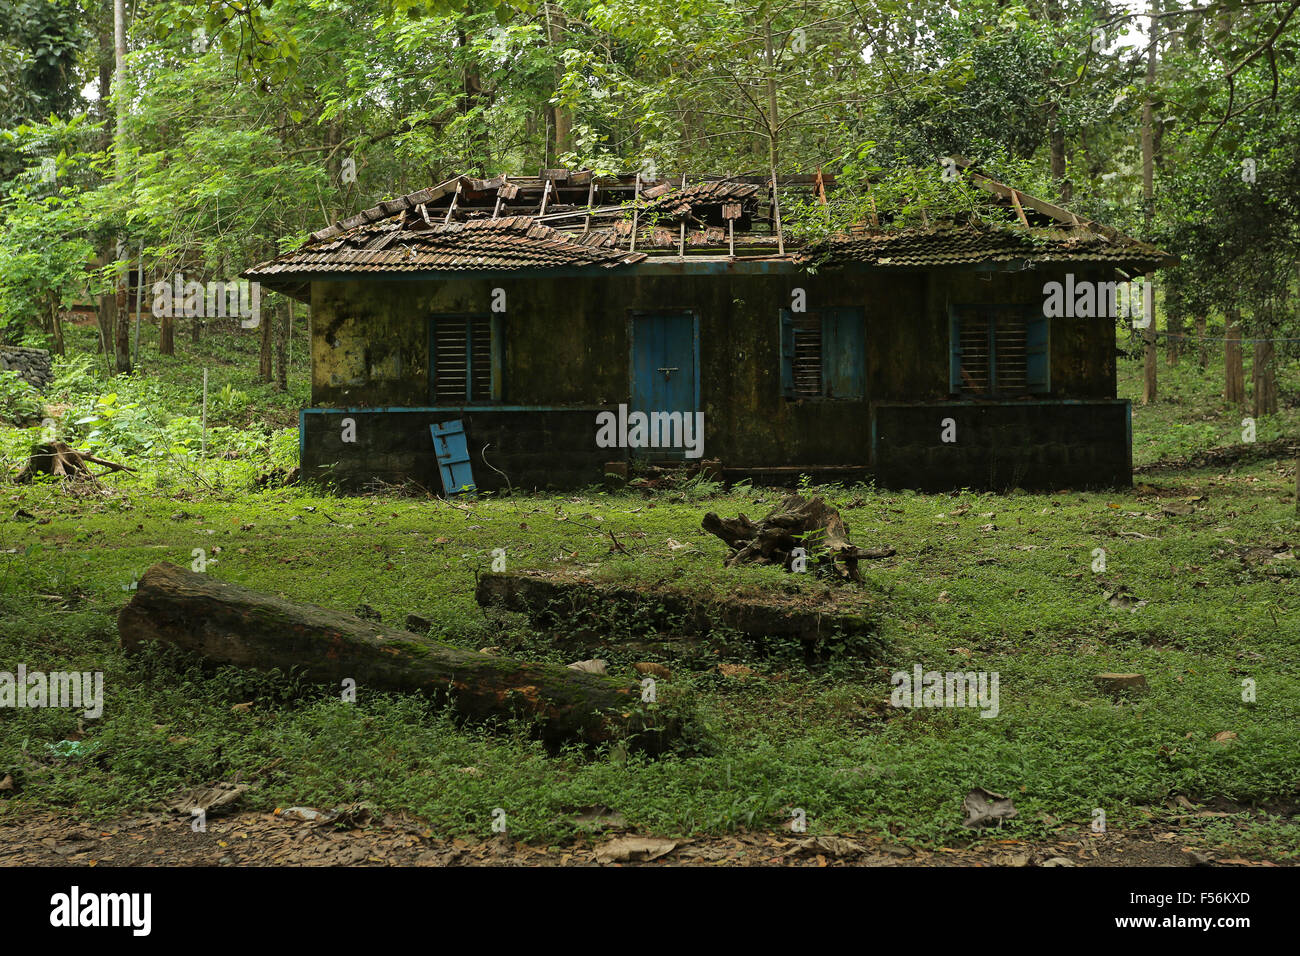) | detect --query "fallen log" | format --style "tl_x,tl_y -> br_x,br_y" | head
702,494 -> 893,582
118,563 -> 686,754
475,569 -> 881,663
16,441 -> 135,483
